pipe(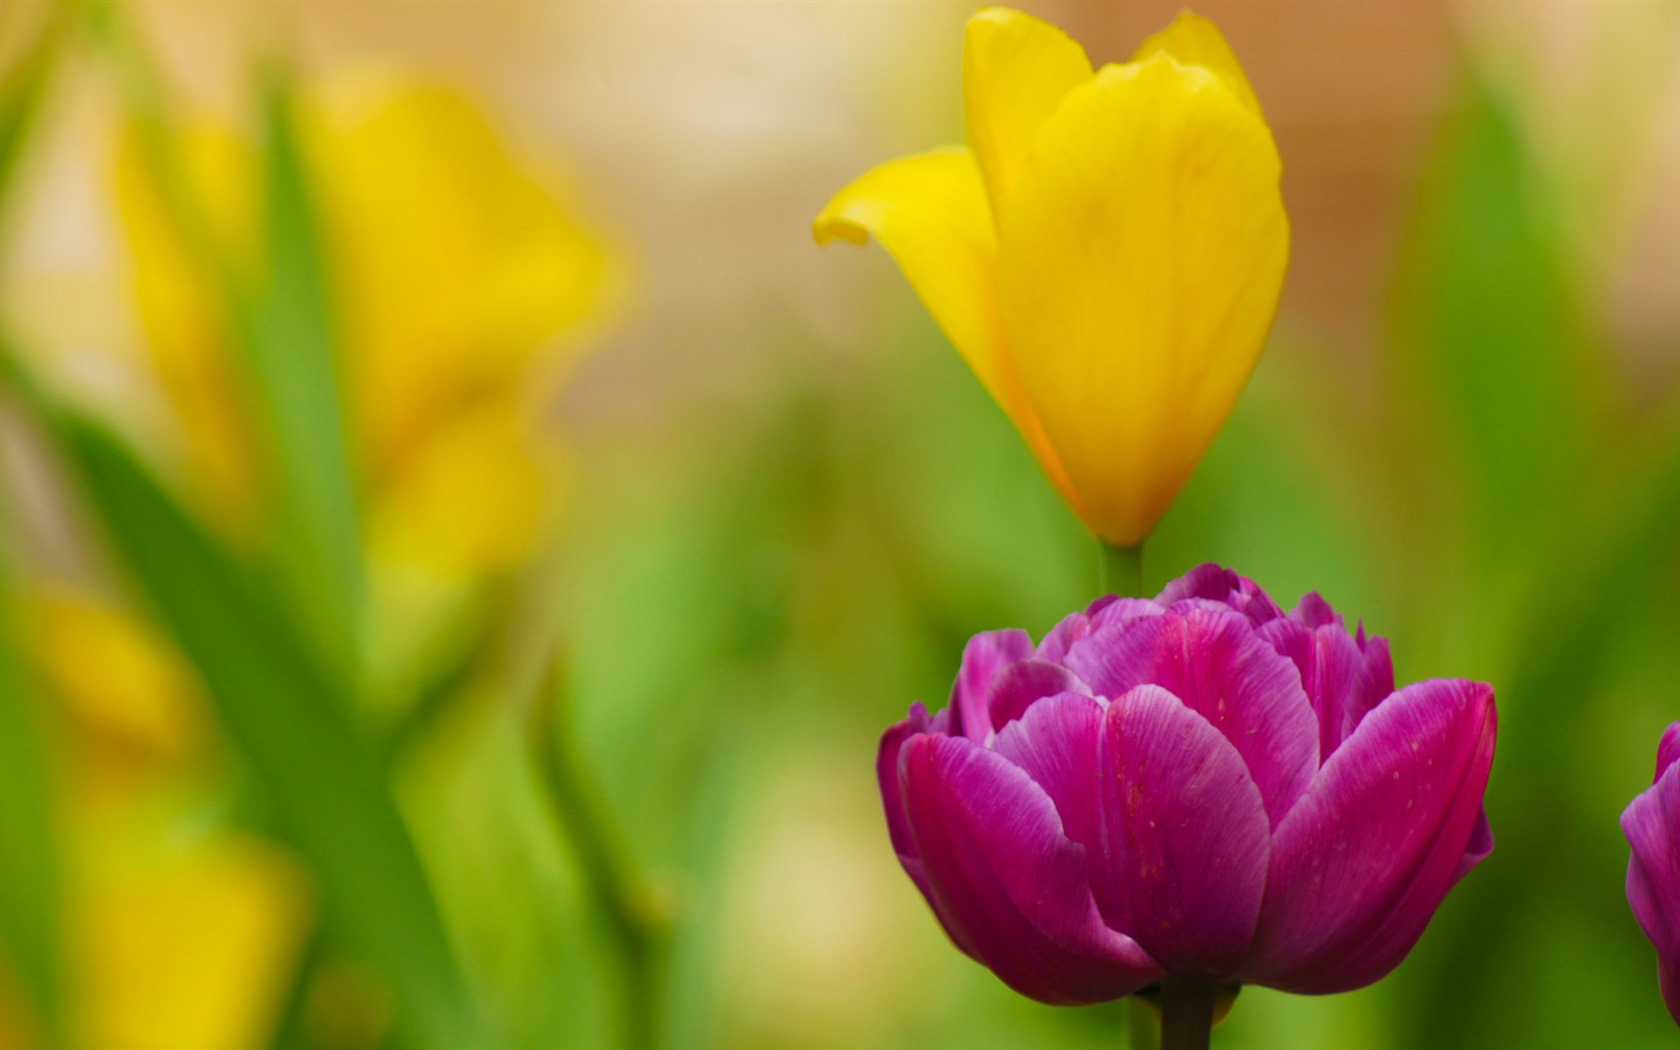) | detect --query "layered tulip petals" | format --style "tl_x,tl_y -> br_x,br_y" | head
1257,617 -> 1390,758
899,733 -> 1164,1004
1245,678 -> 1496,992
1094,685 -> 1270,975
1622,723 -> 1680,1025
985,660 -> 1090,734
951,629 -> 1034,742
962,7 -> 1092,211
878,563 -> 1496,1006
997,54 -> 1288,546
1130,11 -> 1262,118
1066,609 -> 1317,826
